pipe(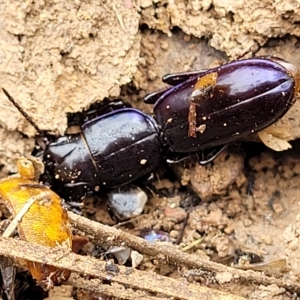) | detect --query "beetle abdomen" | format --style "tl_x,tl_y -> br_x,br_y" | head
154,58 -> 296,152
